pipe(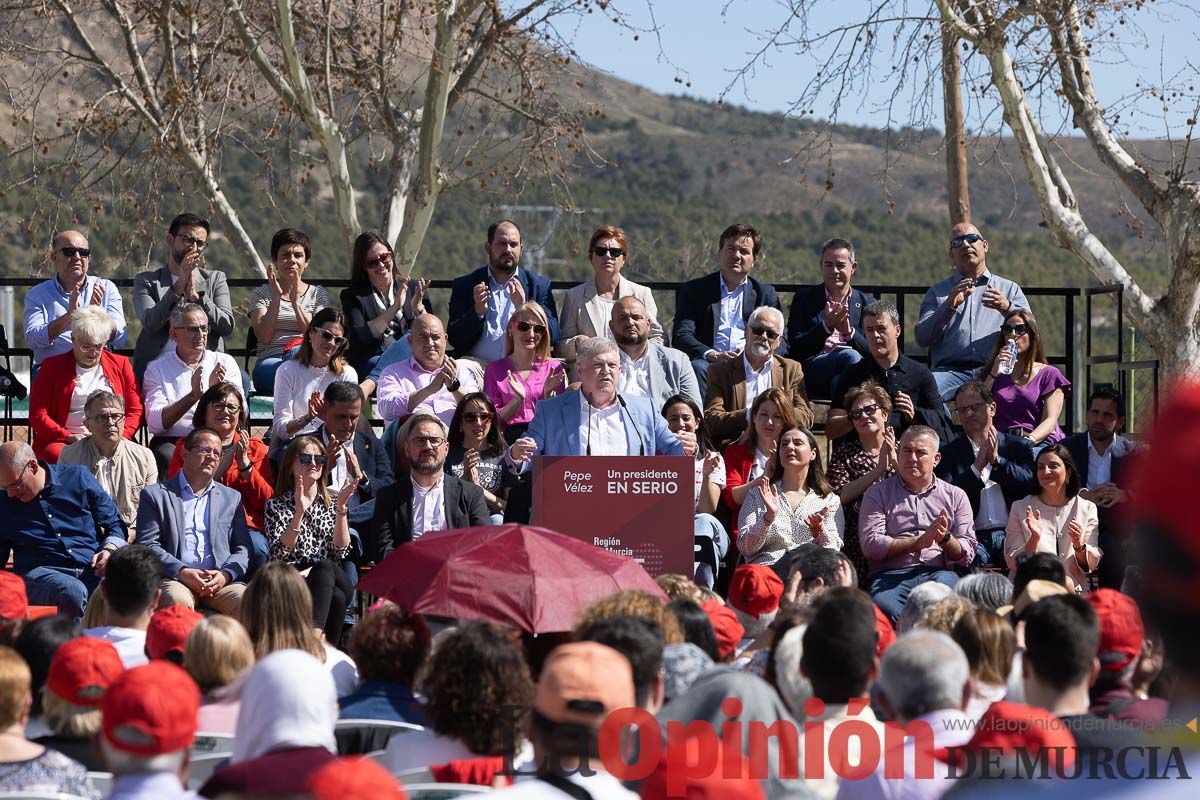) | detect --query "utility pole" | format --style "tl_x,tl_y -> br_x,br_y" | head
942,24 -> 971,225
